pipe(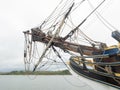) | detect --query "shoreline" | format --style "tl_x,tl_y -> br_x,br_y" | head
0,70 -> 71,75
